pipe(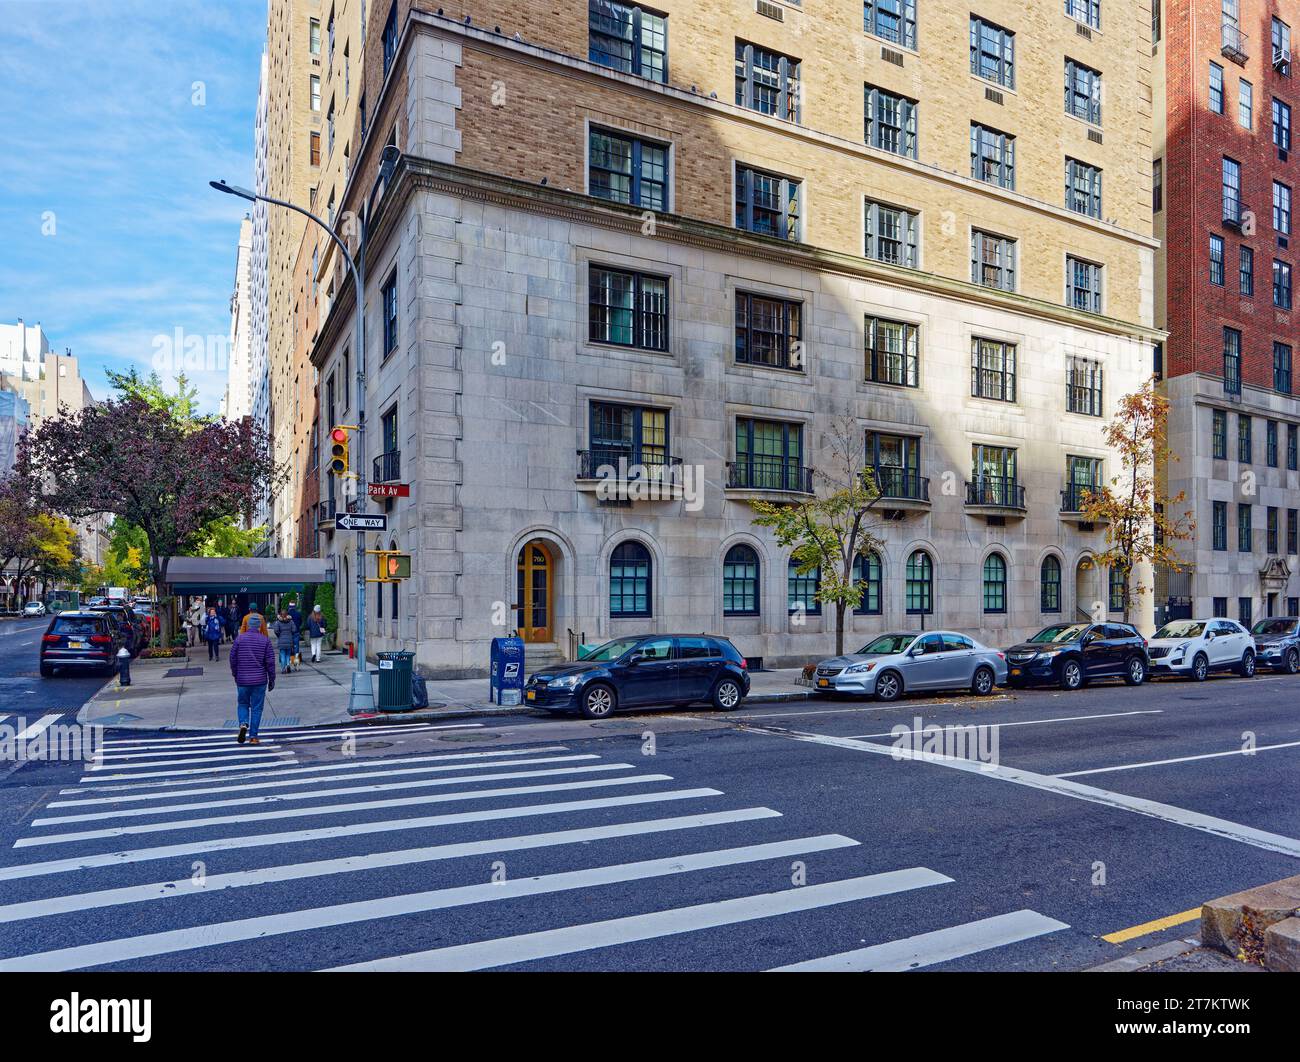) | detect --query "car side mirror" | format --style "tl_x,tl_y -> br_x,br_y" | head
1206,632 -> 1216,641
626,651 -> 645,665
909,646 -> 923,657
